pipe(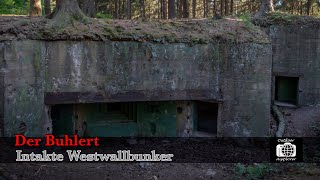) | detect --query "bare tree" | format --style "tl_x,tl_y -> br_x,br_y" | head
79,0 -> 96,18
30,0 -> 42,16
114,0 -> 119,19
220,0 -> 224,16
162,0 -> 167,19
306,0 -> 312,15
213,0 -> 217,15
225,0 -> 228,16
127,0 -> 132,19
203,0 -> 207,17
192,0 -> 196,18
230,0 -> 234,14
140,0 -> 146,19
182,0 -> 189,18
44,0 -> 51,15
255,0 -> 274,18
168,0 -> 176,19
